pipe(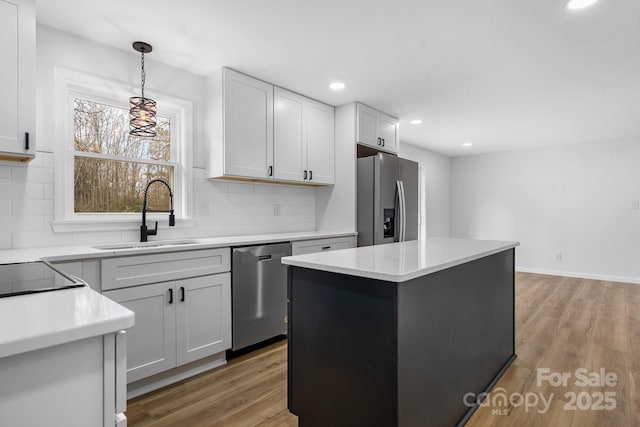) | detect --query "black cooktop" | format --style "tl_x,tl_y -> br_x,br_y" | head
0,261 -> 85,298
